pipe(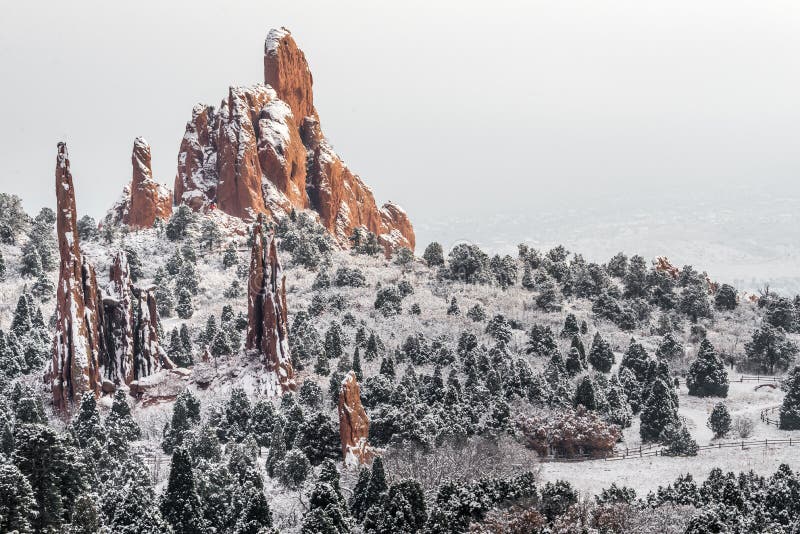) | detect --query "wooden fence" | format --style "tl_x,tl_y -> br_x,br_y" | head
540,437 -> 798,463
